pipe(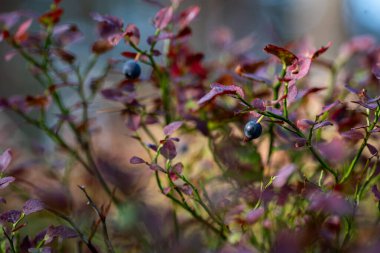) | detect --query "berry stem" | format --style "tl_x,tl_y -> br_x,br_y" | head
257,115 -> 265,124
